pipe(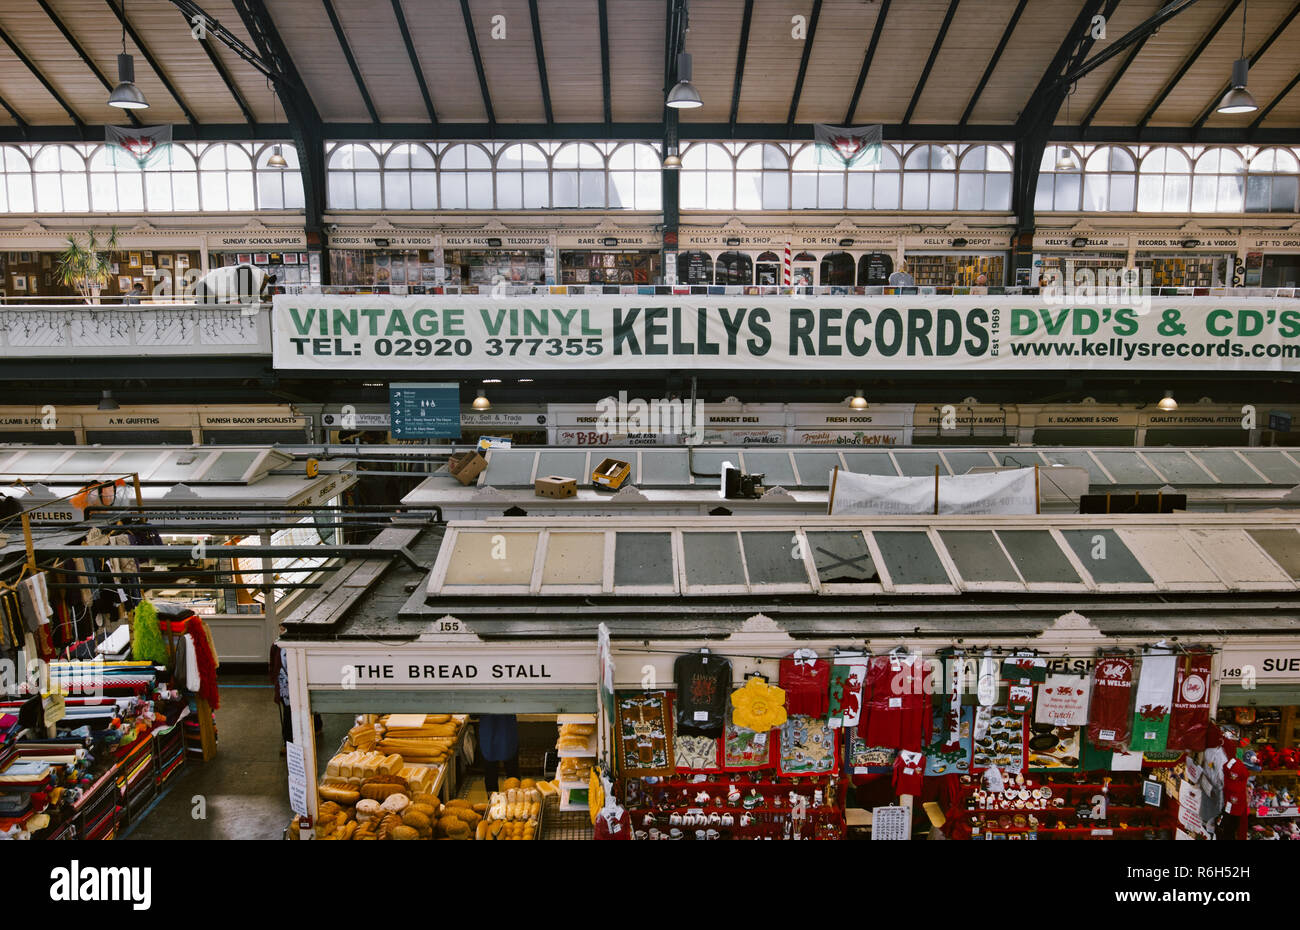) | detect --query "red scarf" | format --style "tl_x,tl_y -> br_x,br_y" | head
160,616 -> 220,710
